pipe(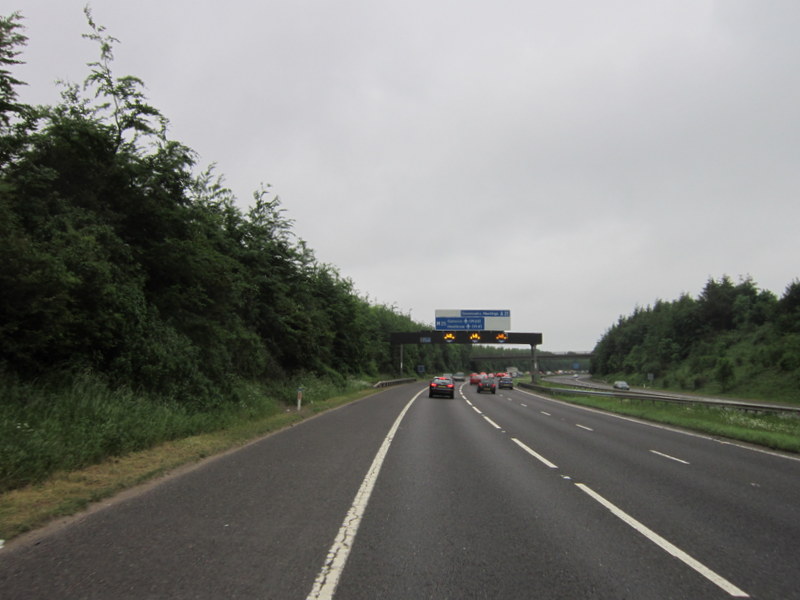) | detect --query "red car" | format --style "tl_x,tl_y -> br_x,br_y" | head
469,372 -> 481,385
